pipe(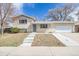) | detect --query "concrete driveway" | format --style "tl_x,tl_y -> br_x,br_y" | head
60,33 -> 79,43
53,33 -> 79,46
